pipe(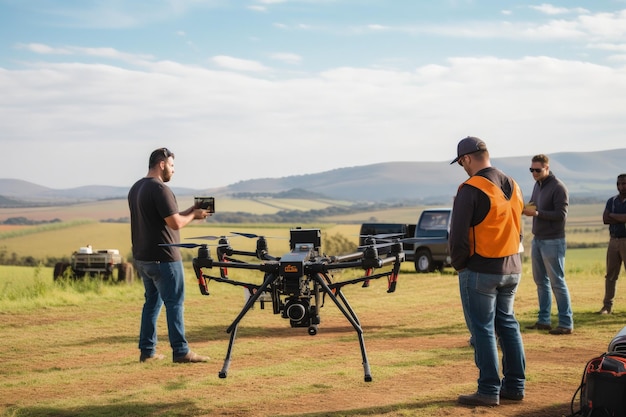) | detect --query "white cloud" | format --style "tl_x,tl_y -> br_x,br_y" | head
270,53 -> 302,65
16,43 -> 155,64
4,3 -> 626,189
354,9 -> 626,44
16,43 -> 73,55
529,4 -> 590,16
2,49 -> 626,189
211,55 -> 270,72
